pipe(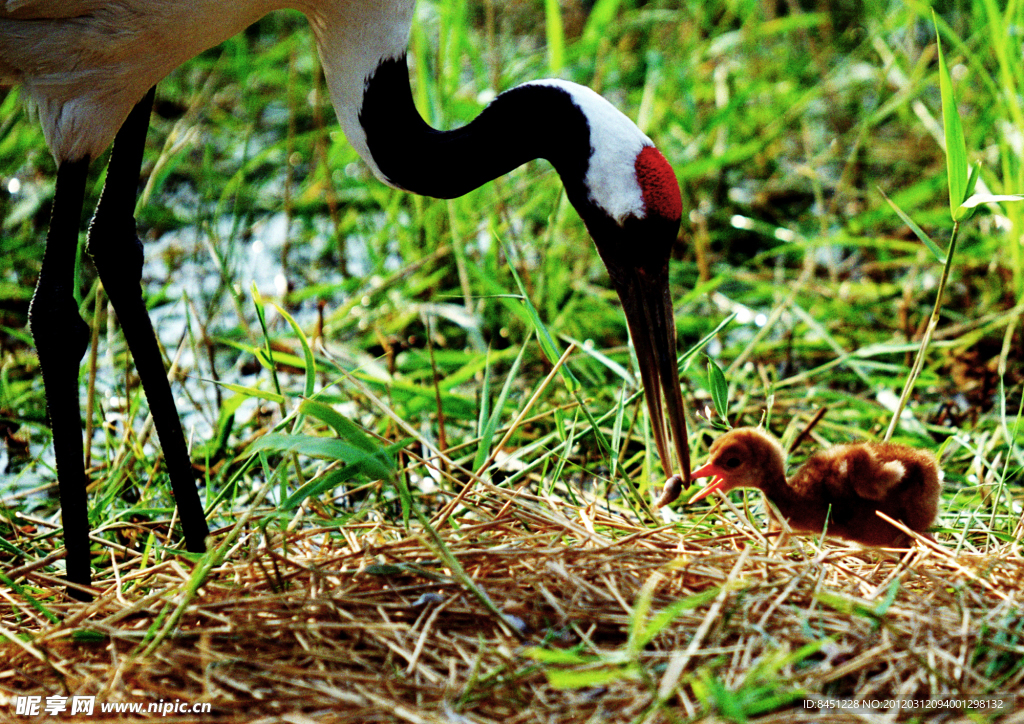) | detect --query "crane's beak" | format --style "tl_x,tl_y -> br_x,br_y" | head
686,460 -> 728,503
611,264 -> 691,491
